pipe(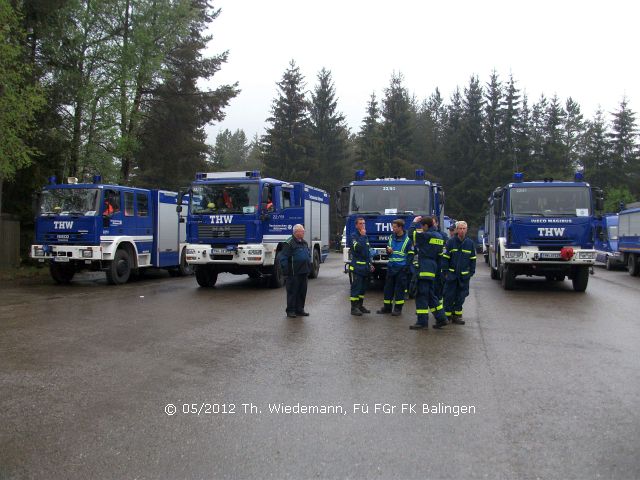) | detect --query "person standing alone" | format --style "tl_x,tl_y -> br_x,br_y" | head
280,224 -> 312,318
